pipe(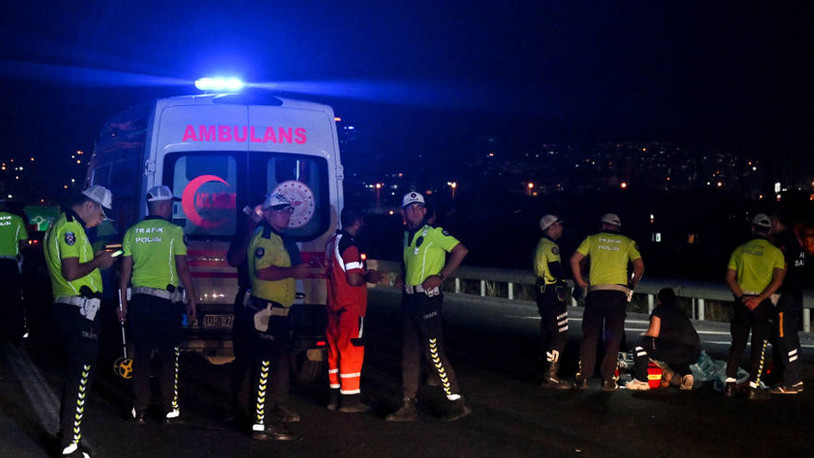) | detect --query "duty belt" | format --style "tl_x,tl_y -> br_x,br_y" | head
404,284 -> 441,297
248,296 -> 290,316
133,286 -> 172,301
0,255 -> 17,260
588,284 -> 630,293
55,296 -> 101,321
